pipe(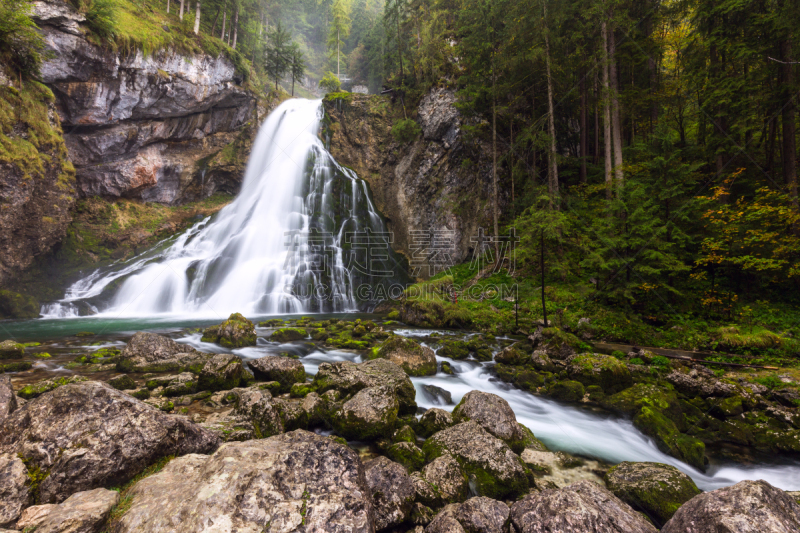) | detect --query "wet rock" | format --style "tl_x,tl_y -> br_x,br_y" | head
113,430 -> 374,533
605,461 -> 700,527
662,479 -> 800,533
547,380 -> 585,402
201,312 -> 257,348
332,385 -> 399,440
0,453 -> 31,528
0,381 -> 219,503
374,336 -> 437,376
18,375 -> 88,400
0,375 -> 17,424
441,361 -> 455,375
270,327 -> 308,342
508,480 -> 658,533
161,372 -> 198,397
314,358 -> 417,415
273,397 -> 310,431
494,344 -> 528,366
387,441 -> 426,472
425,504 -> 464,533
438,340 -> 470,360
421,453 -> 469,504
422,421 -> 529,500
422,384 -> 453,406
540,328 -> 583,360
365,455 -> 416,530
233,387 -> 284,438
117,332 -> 208,373
197,353 -> 243,391
418,408 -> 455,437
633,406 -> 706,470
452,390 -> 537,453
567,353 -> 632,393
0,340 -> 24,359
107,374 -> 136,391
18,487 -> 119,533
248,356 -> 306,393
519,449 -> 605,488
456,497 -> 509,533
302,392 -> 325,426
